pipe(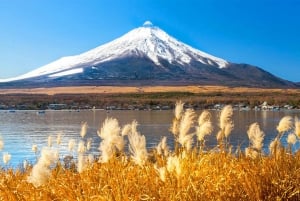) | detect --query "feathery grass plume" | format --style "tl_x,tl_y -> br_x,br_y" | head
295,116 -> 300,138
80,122 -> 88,138
127,120 -> 148,166
245,147 -> 259,159
220,105 -> 233,130
175,100 -> 184,120
247,122 -> 265,151
224,123 -> 234,138
56,132 -> 62,145
77,140 -> 86,154
23,160 -> 29,170
0,137 -> 3,150
98,117 -> 121,139
245,123 -> 264,159
32,144 -> 38,154
178,109 -> 195,151
269,138 -> 281,156
276,116 -> 293,134
28,147 -> 59,187
98,117 -> 124,163
287,134 -> 297,145
216,130 -> 223,142
217,105 -> 234,142
155,166 -> 167,182
121,124 -> 132,136
3,152 -> 11,164
77,154 -> 94,173
77,154 -> 88,173
220,105 -> 234,137
198,110 -> 211,126
196,110 -> 213,142
47,135 -> 52,147
166,155 -> 182,178
156,136 -> 169,157
68,139 -> 76,152
88,154 -> 94,164
170,101 -> 185,138
86,138 -> 92,151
